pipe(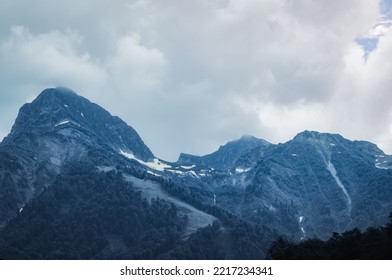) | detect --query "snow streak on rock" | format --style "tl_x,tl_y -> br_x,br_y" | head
326,161 -> 352,214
